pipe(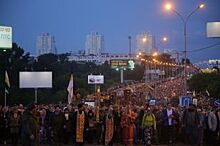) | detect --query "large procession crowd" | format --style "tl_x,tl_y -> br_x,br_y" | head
0,78 -> 220,146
